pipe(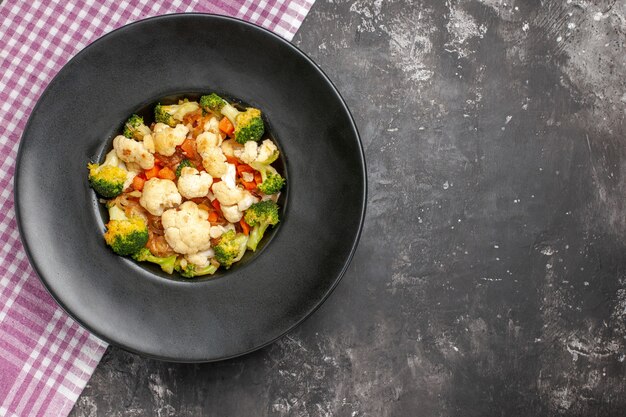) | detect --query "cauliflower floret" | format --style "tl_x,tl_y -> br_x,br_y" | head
139,178 -> 182,216
123,161 -> 142,190
113,135 -> 155,170
237,191 -> 259,211
221,204 -> 243,223
201,146 -> 228,177
203,116 -> 219,133
152,123 -> 189,156
220,163 -> 237,189
212,181 -> 245,206
209,224 -> 236,239
177,167 -> 213,199
142,134 -> 155,153
242,172 -> 254,183
185,248 -> 215,267
256,139 -> 279,163
234,141 -> 258,164
220,139 -> 242,158
161,201 -> 212,255
196,131 -> 221,154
